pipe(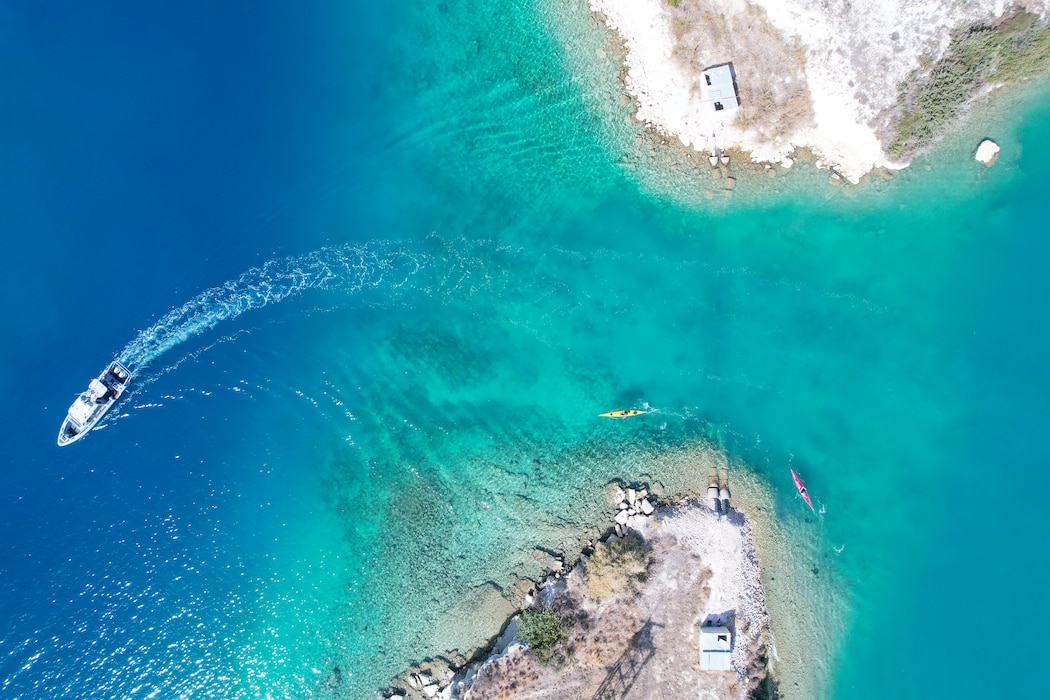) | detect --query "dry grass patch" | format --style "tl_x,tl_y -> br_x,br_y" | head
585,533 -> 651,602
667,0 -> 814,139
